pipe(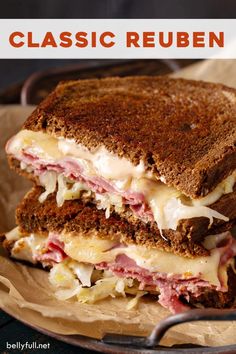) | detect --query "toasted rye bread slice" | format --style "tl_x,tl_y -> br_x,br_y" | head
22,76 -> 236,198
14,186 -> 211,258
9,155 -> 236,244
